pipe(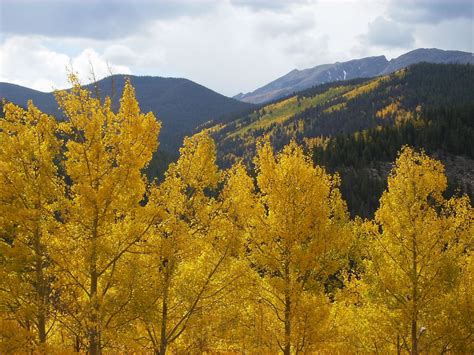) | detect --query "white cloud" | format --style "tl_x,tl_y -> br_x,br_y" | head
103,45 -> 141,67
70,48 -> 132,83
355,1 -> 473,61
414,18 -> 473,52
363,16 -> 415,48
116,2 -> 325,94
0,37 -> 131,92
255,9 -> 316,38
230,0 -> 316,11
